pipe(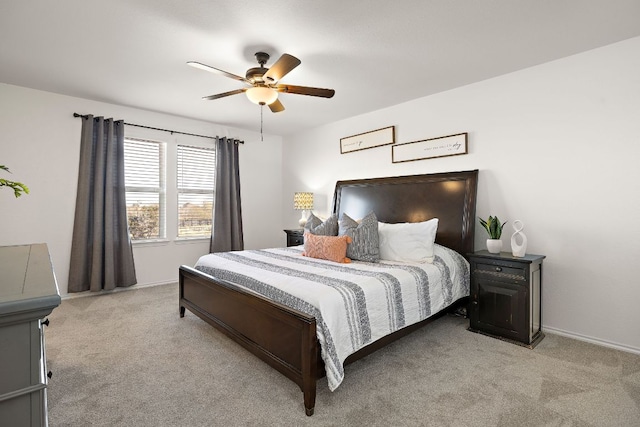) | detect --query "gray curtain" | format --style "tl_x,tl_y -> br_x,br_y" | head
210,137 -> 244,252
68,115 -> 137,292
